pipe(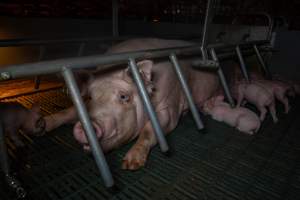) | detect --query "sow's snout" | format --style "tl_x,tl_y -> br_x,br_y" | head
73,121 -> 103,151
